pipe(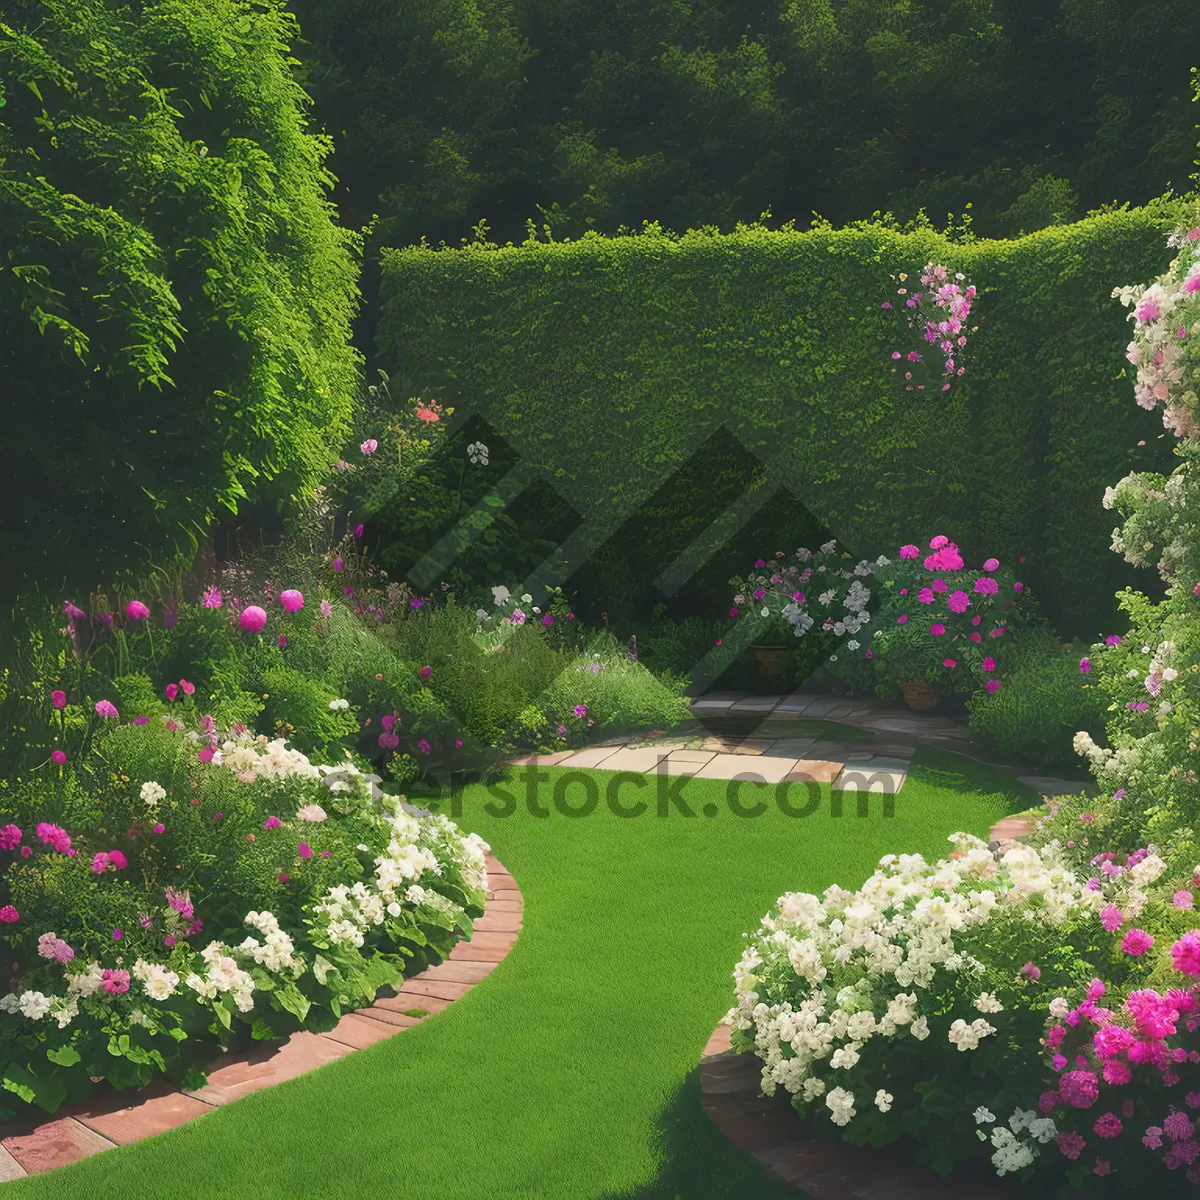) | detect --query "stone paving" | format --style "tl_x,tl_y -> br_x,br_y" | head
507,690 -> 1099,801
0,853 -> 522,1182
